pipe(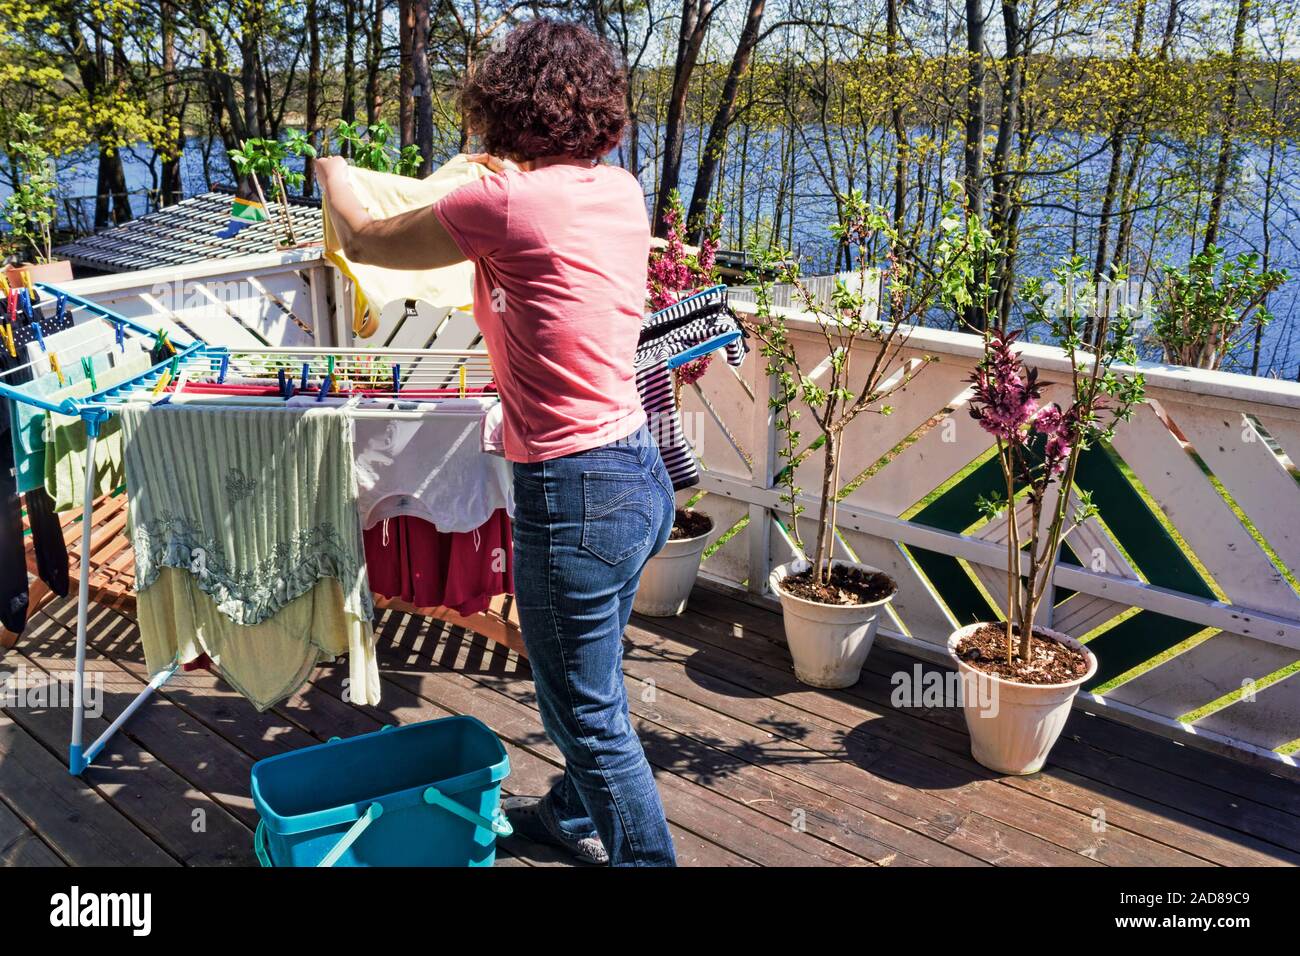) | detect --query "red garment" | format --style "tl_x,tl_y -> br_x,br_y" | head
168,382 -> 283,396
365,509 -> 513,616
